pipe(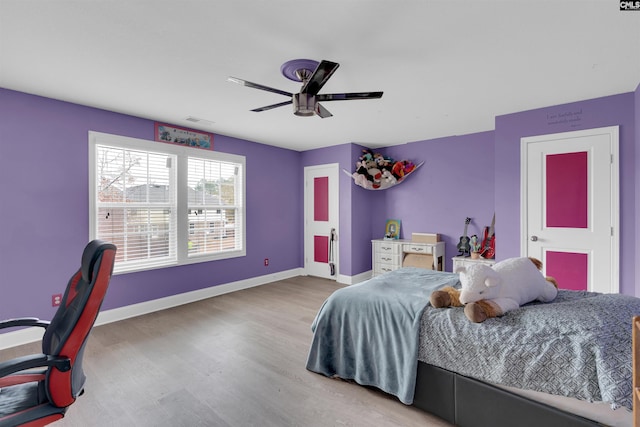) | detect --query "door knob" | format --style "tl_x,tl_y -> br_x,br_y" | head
530,235 -> 538,242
